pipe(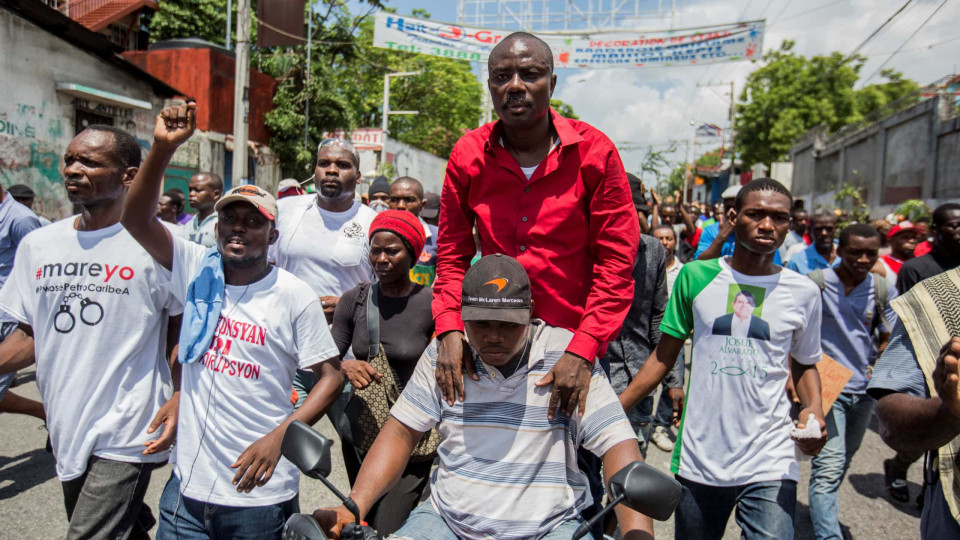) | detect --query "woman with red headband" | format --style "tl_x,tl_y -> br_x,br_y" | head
329,209 -> 436,535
